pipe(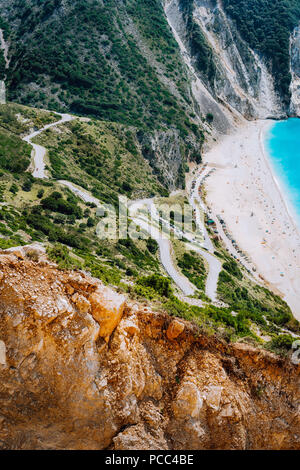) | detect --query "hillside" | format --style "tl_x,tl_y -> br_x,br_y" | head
0,0 -> 299,451
223,0 -> 300,104
0,101 -> 299,355
0,0 -> 299,123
